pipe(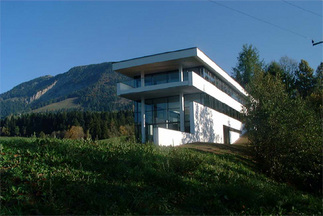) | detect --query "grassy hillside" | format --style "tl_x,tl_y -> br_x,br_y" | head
0,137 -> 321,215
32,98 -> 81,113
